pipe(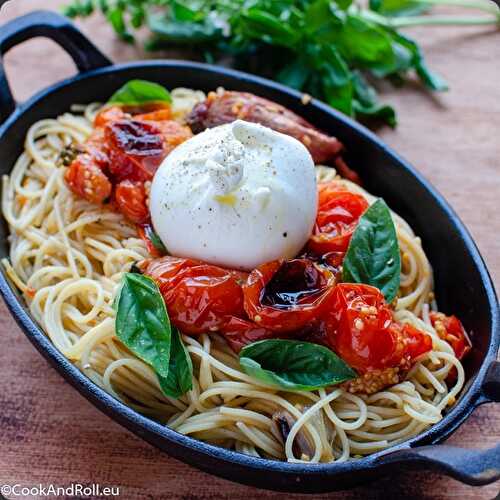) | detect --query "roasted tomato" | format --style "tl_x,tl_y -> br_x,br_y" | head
153,119 -> 193,156
121,101 -> 171,116
114,180 -> 149,224
63,130 -> 111,204
137,224 -> 165,258
141,256 -> 247,335
64,153 -> 112,204
220,316 -> 276,353
94,106 -> 129,128
186,90 -> 343,163
243,258 -> 336,333
94,103 -> 172,128
430,312 -> 471,360
65,105 -> 191,227
301,250 -> 344,276
105,120 -> 168,182
308,183 -> 368,255
326,284 -> 432,373
103,118 -> 191,182
135,108 -> 172,121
